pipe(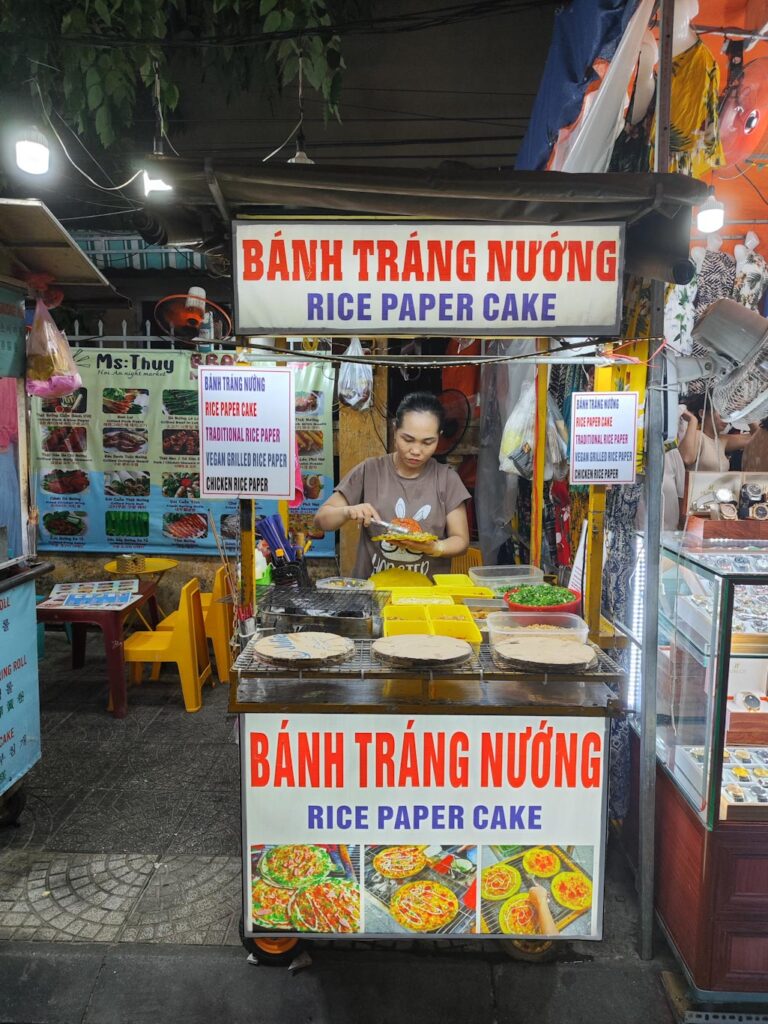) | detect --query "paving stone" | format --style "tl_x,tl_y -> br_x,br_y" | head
106,740 -> 221,791
0,851 -> 155,942
165,787 -> 241,857
120,854 -> 241,945
25,739 -> 122,795
46,787 -> 193,855
0,788 -> 87,854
